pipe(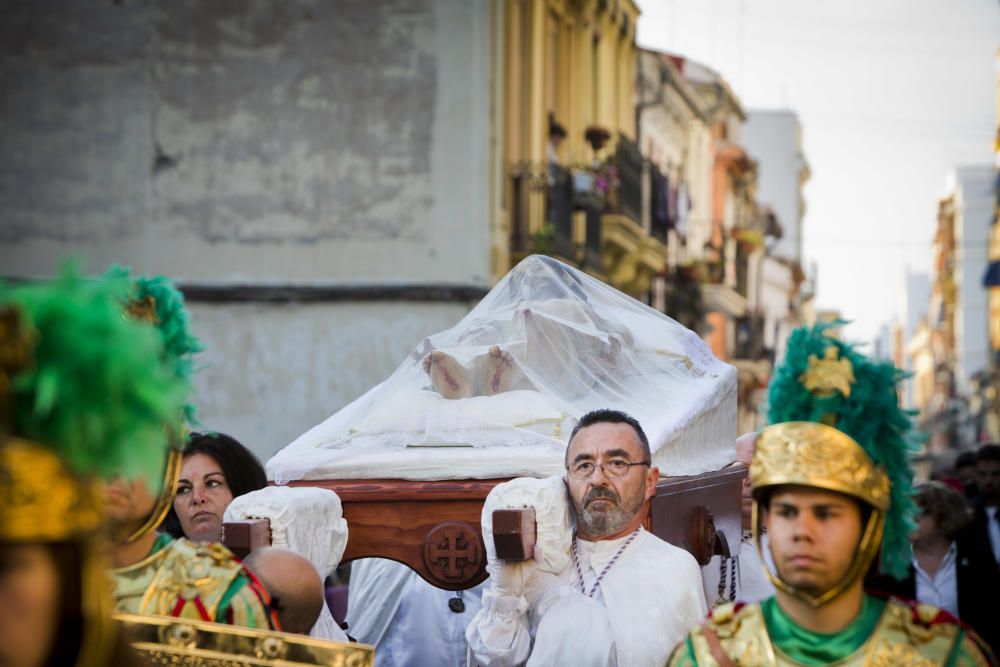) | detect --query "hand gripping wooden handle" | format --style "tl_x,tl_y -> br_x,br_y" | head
491,508 -> 537,561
